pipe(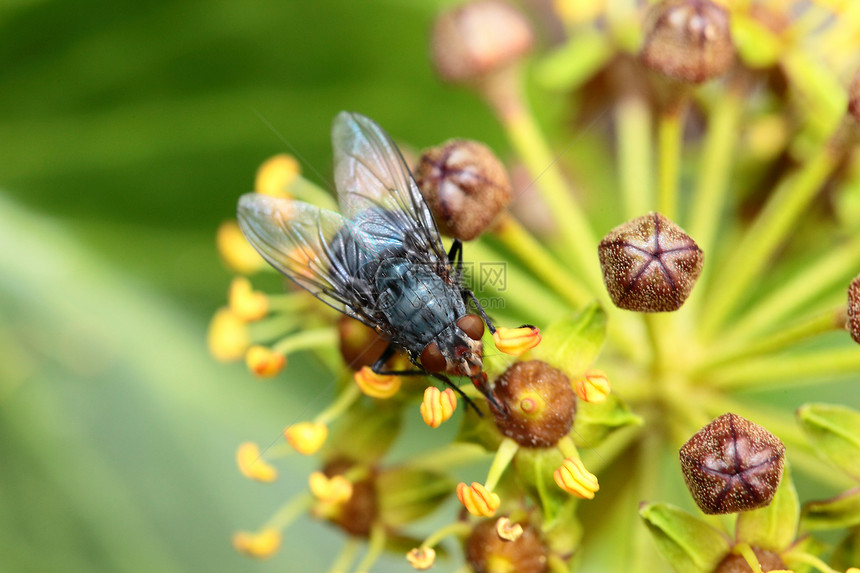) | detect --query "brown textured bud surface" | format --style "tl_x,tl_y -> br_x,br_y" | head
598,212 -> 703,312
640,0 -> 735,84
465,519 -> 548,573
492,360 -> 576,448
848,274 -> 860,343
714,548 -> 786,572
431,0 -> 533,83
320,459 -> 378,536
414,139 -> 512,240
679,413 -> 785,515
850,70 -> 860,123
